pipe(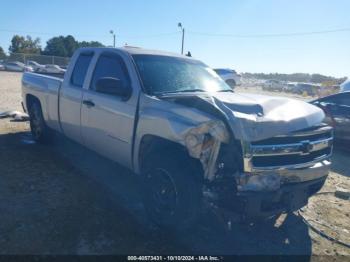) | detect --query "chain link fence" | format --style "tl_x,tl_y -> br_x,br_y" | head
2,53 -> 70,68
